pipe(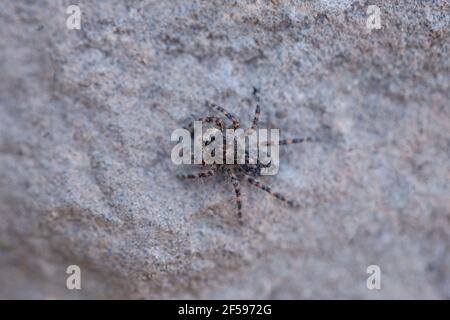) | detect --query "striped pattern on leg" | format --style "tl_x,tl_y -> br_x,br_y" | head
266,137 -> 313,146
206,101 -> 240,129
177,170 -> 216,179
227,168 -> 242,217
244,174 -> 297,207
250,104 -> 261,130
